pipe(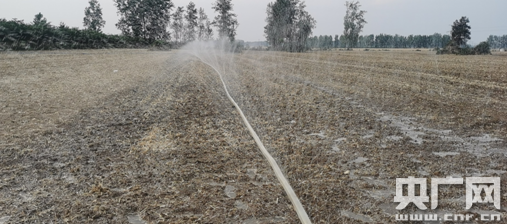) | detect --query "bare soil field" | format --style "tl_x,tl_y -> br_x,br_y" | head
1,48 -> 506,223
